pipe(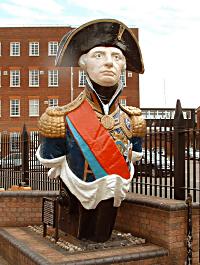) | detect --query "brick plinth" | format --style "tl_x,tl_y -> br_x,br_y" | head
116,193 -> 199,265
0,191 -> 58,227
0,227 -> 169,265
0,191 -> 198,265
